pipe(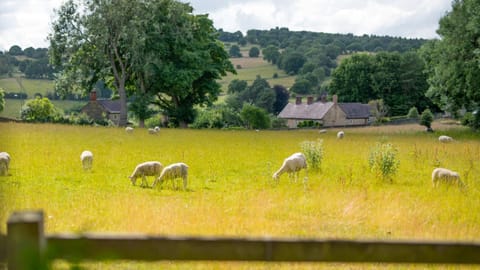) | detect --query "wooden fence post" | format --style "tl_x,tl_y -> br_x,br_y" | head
7,211 -> 47,270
